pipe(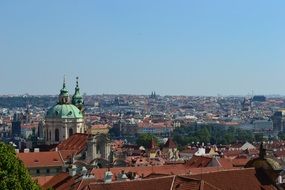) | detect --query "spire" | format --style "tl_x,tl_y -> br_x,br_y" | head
59,75 -> 69,104
72,76 -> 84,111
74,76 -> 80,93
63,75 -> 66,88
76,76 -> 79,89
